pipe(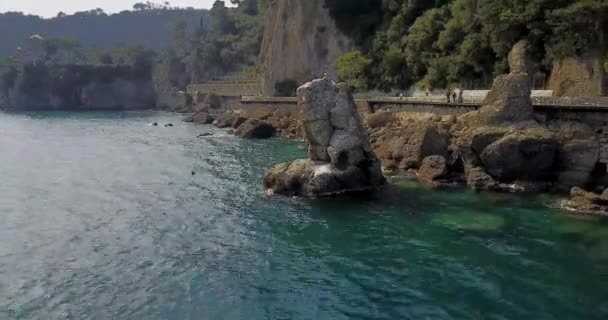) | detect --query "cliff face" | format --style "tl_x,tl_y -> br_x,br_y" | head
1,64 -> 157,111
548,57 -> 607,97
259,0 -> 352,96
